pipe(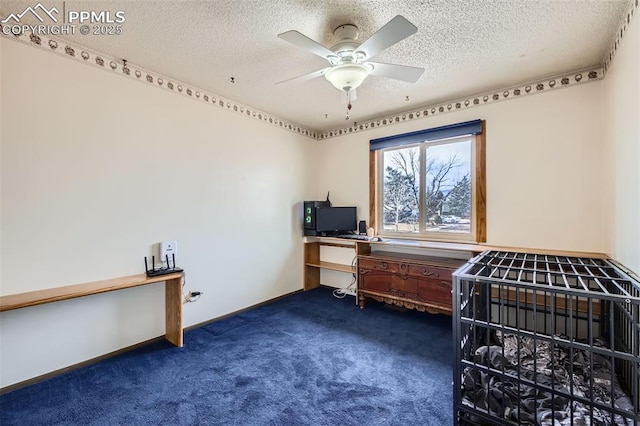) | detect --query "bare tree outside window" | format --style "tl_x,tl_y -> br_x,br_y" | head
383,147 -> 419,232
381,138 -> 472,235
